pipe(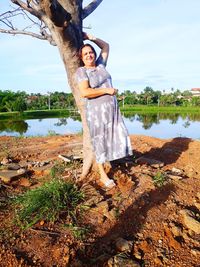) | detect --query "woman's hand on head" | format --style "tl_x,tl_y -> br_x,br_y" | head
83,32 -> 95,41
